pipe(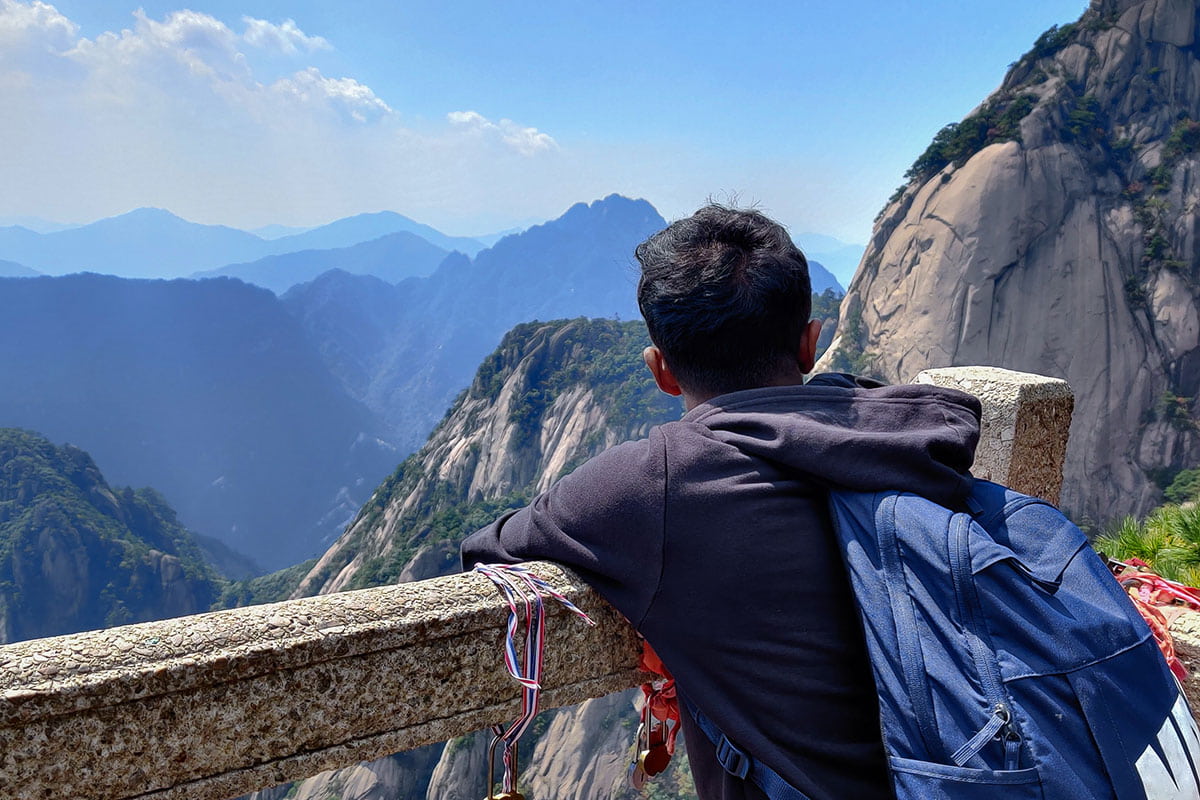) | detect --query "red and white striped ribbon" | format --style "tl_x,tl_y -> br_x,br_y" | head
473,563 -> 595,793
